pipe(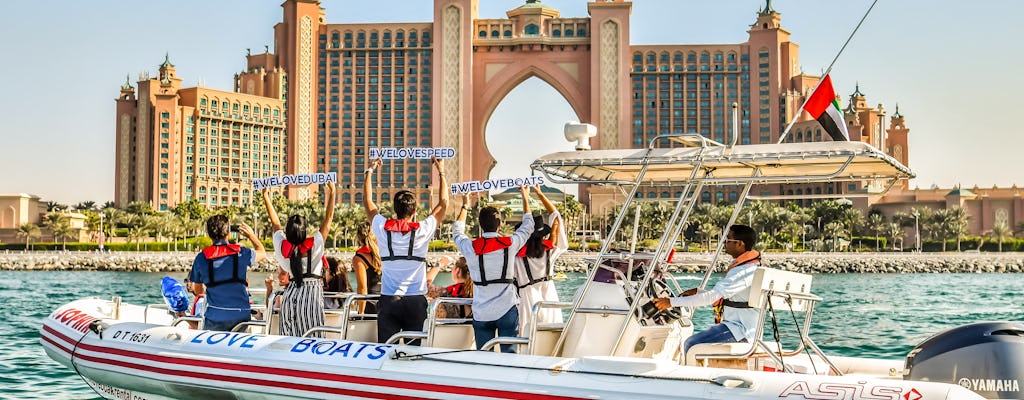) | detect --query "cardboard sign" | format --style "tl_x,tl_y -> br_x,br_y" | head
450,176 -> 545,194
252,173 -> 337,190
369,147 -> 456,159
